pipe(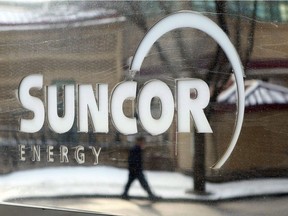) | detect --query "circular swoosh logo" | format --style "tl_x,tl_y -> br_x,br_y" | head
129,11 -> 245,169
